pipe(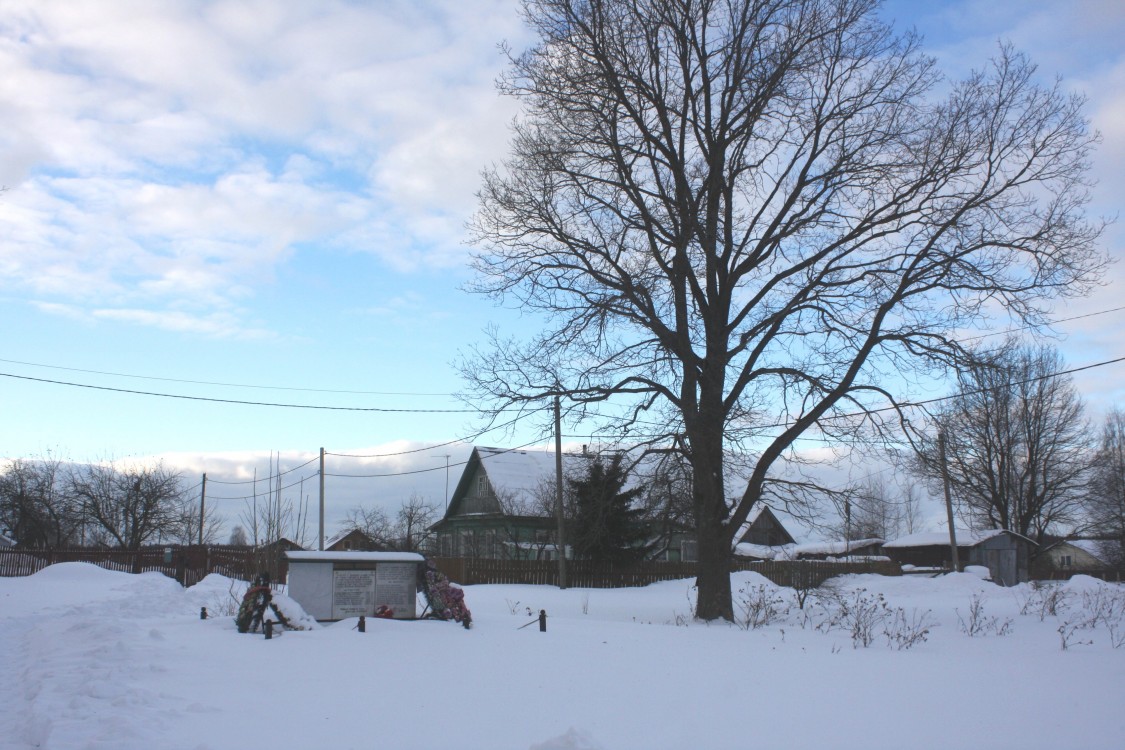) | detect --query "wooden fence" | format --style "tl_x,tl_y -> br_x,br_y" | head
1,547 -> 902,591
429,557 -> 902,588
0,545 -> 289,588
